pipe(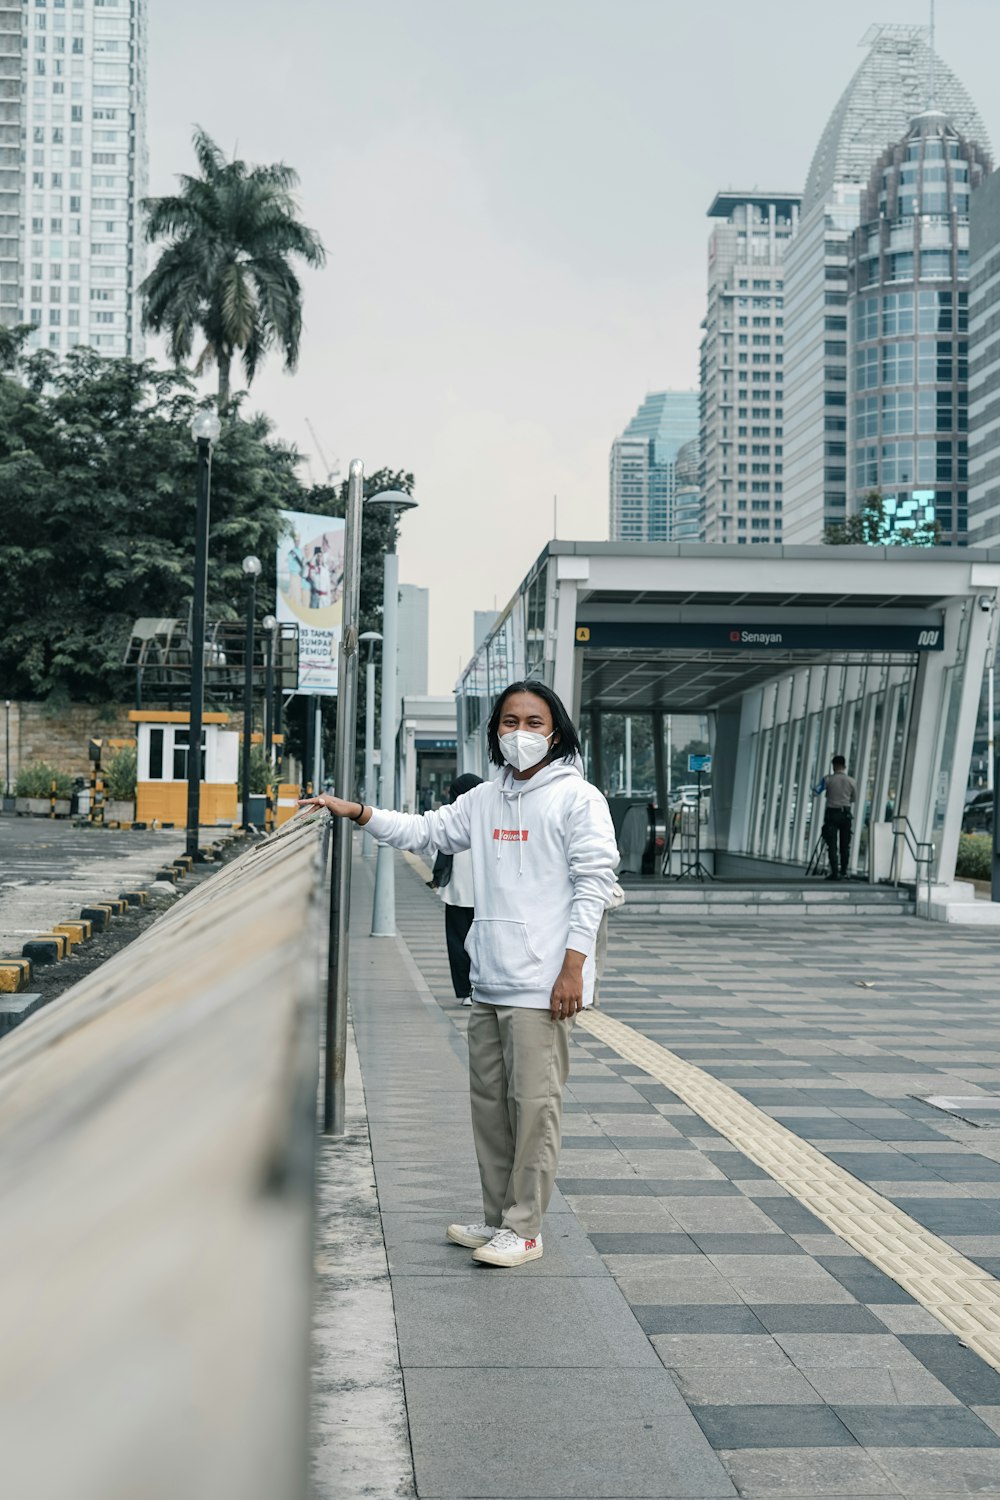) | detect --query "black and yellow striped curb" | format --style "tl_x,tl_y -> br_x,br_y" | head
118,891 -> 148,907
22,935 -> 69,964
80,904 -> 113,931
0,959 -> 32,993
52,920 -> 92,947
